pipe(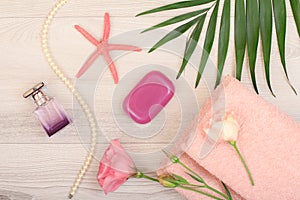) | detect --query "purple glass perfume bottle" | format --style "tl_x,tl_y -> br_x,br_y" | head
23,82 -> 71,137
